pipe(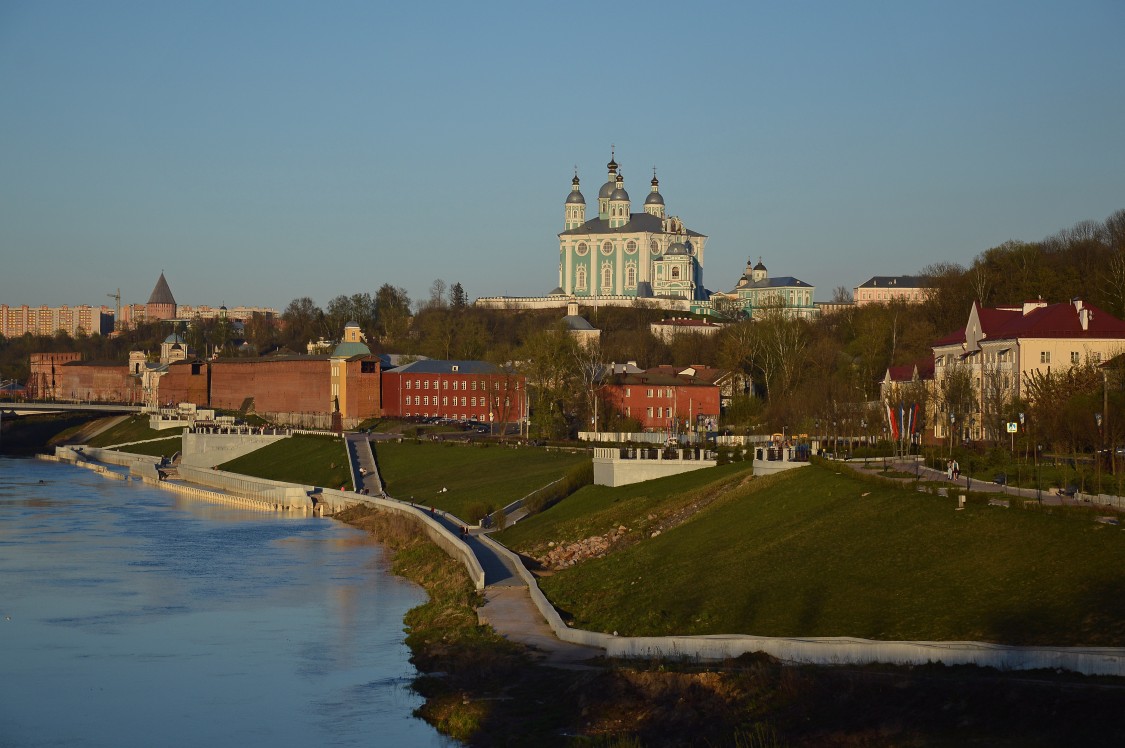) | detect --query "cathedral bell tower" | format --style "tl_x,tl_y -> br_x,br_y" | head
644,168 -> 665,218
608,170 -> 631,229
598,149 -> 618,221
564,169 -> 585,230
